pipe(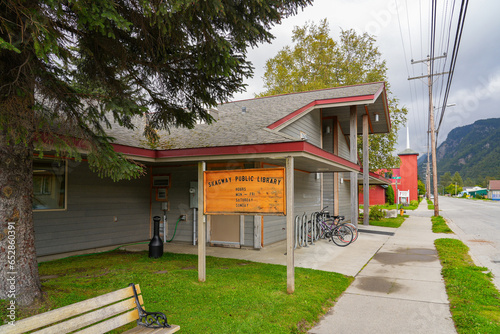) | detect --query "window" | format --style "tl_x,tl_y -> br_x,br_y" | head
33,159 -> 67,211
